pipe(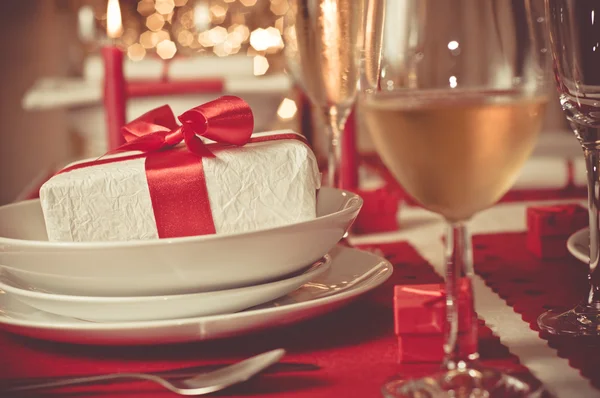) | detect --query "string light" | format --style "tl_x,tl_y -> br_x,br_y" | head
140,30 -> 159,48
146,13 -> 165,32
157,39 -> 177,59
277,98 -> 298,119
270,0 -> 289,16
137,0 -> 154,16
253,55 -> 269,75
128,43 -> 146,61
155,0 -> 175,15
